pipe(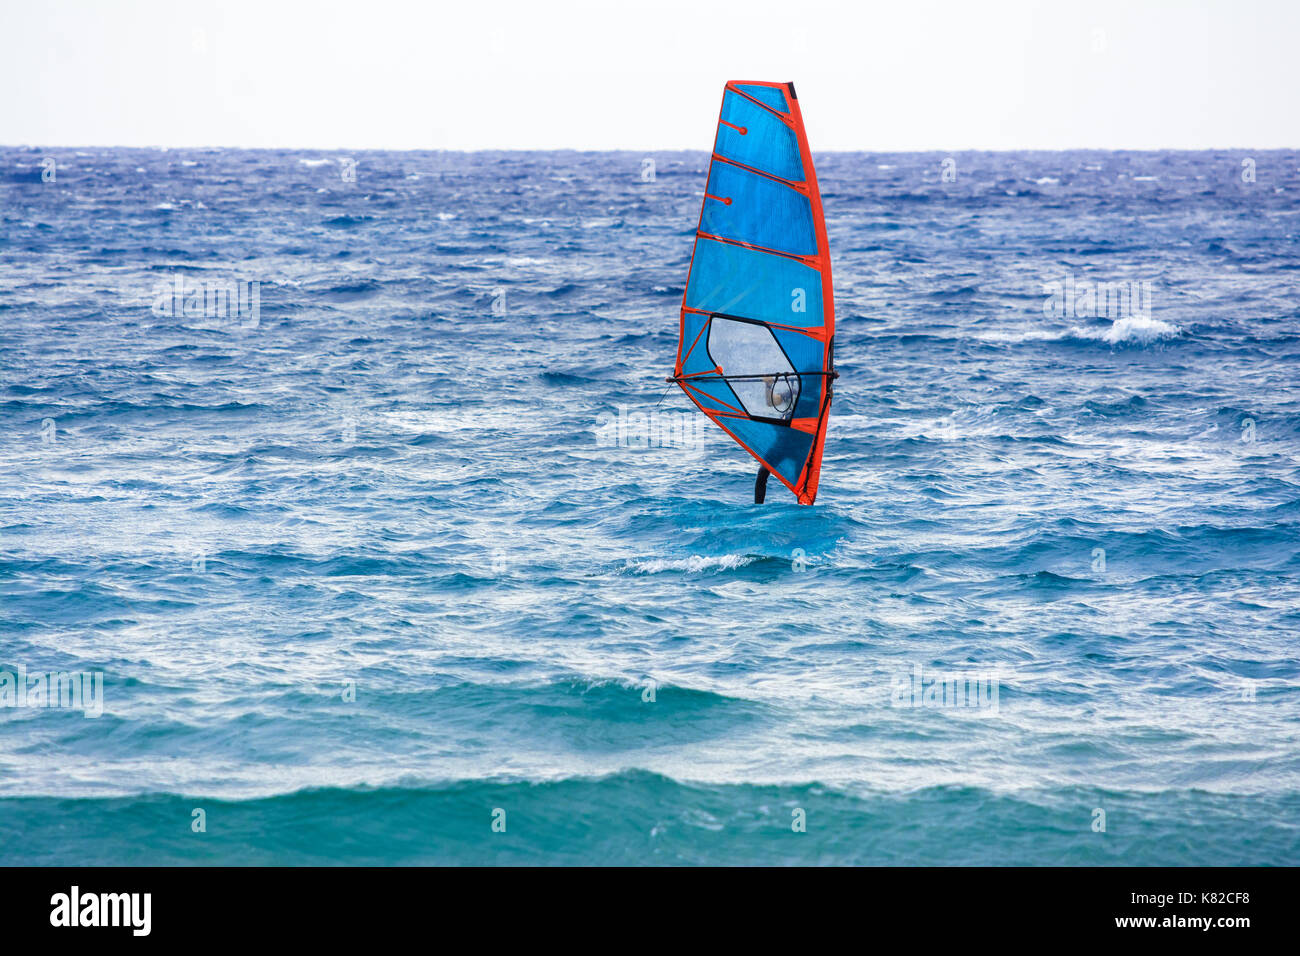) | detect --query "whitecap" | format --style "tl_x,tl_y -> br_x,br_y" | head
1071,313 -> 1182,344
622,554 -> 757,574
972,328 -> 1066,343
